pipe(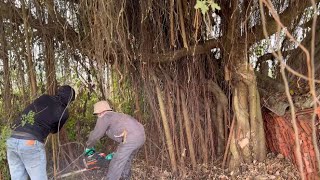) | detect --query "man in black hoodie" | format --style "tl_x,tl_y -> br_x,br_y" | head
6,85 -> 75,180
